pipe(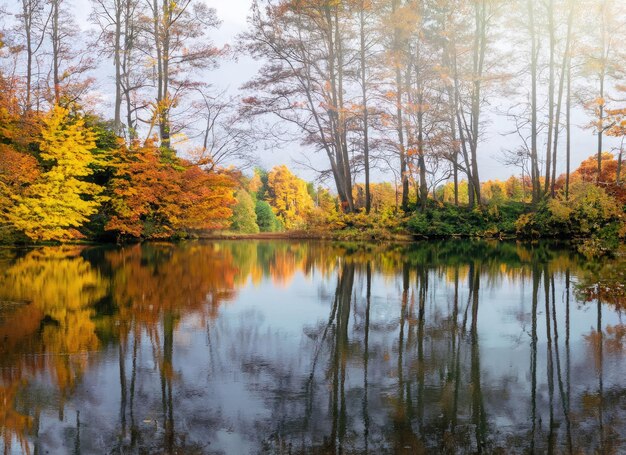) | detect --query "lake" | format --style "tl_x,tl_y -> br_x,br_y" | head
0,240 -> 625,454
